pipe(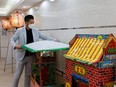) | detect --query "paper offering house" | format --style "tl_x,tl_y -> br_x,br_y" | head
64,34 -> 116,87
